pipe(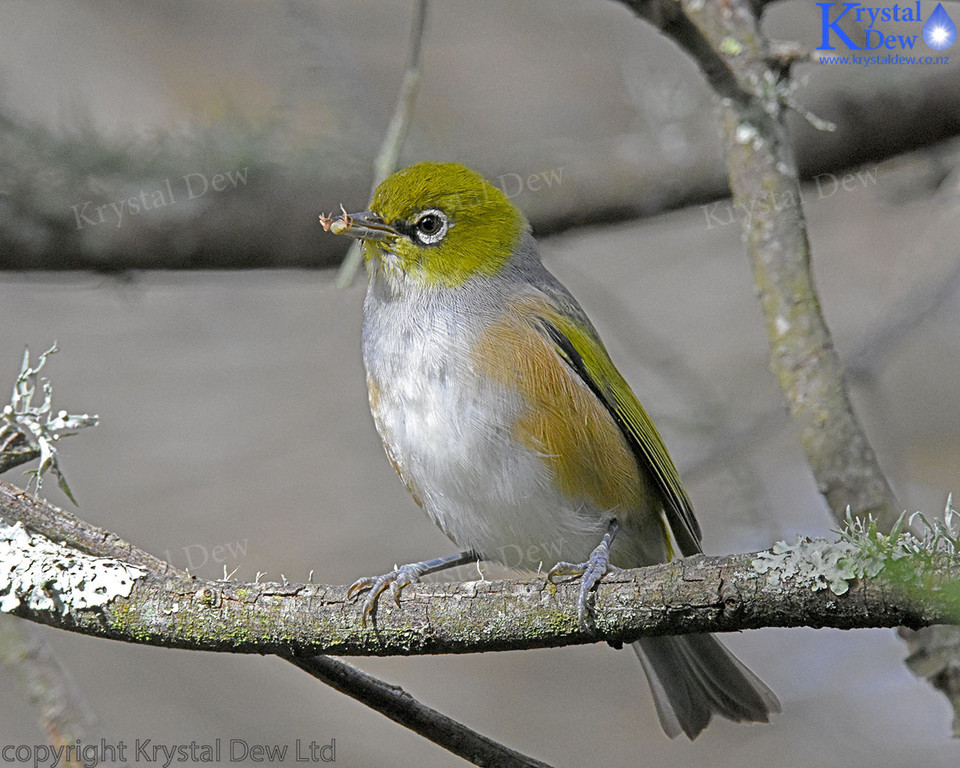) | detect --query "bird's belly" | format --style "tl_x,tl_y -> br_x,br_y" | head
367,348 -> 611,572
